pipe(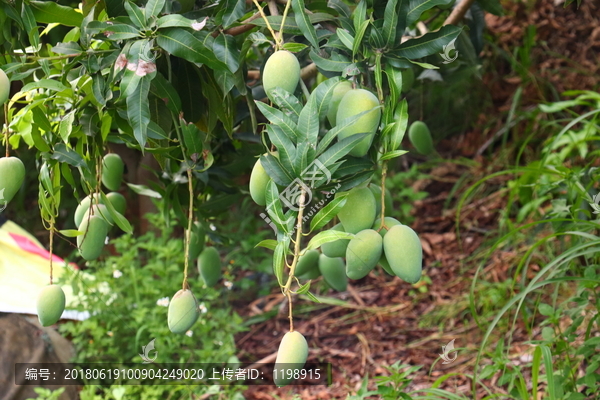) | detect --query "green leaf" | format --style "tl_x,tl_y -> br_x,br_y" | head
336,28 -> 354,51
269,88 -> 303,121
382,0 -> 399,48
317,133 -> 367,168
304,291 -> 321,303
393,25 -> 463,59
309,49 -> 351,72
181,121 -> 204,156
126,183 -> 162,198
31,106 -> 53,132
100,192 -> 134,234
251,13 -> 335,35
273,240 -> 287,286
281,42 -> 308,52
95,23 -> 141,40
127,75 -> 152,149
310,76 -> 341,122
389,99 -> 408,150
296,281 -> 311,294
352,20 -> 369,56
145,0 -> 165,20
125,1 -> 146,29
316,107 -> 377,155
157,28 -> 227,70
213,33 -> 240,73
156,14 -> 196,28
51,42 -> 83,55
59,229 -> 83,238
292,0 -> 319,48
221,0 -> 246,29
306,229 -> 354,250
261,154 -> 294,186
266,125 -> 297,176
51,143 -> 86,167
380,150 -> 408,161
265,180 -> 292,233
255,239 -> 278,251
538,303 -> 554,316
353,0 -> 366,32
309,194 -> 347,232
297,93 -> 320,142
406,0 -> 453,26
58,111 -> 75,143
151,72 -> 182,114
21,80 -> 69,95
255,101 -> 298,141
30,1 -> 83,26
